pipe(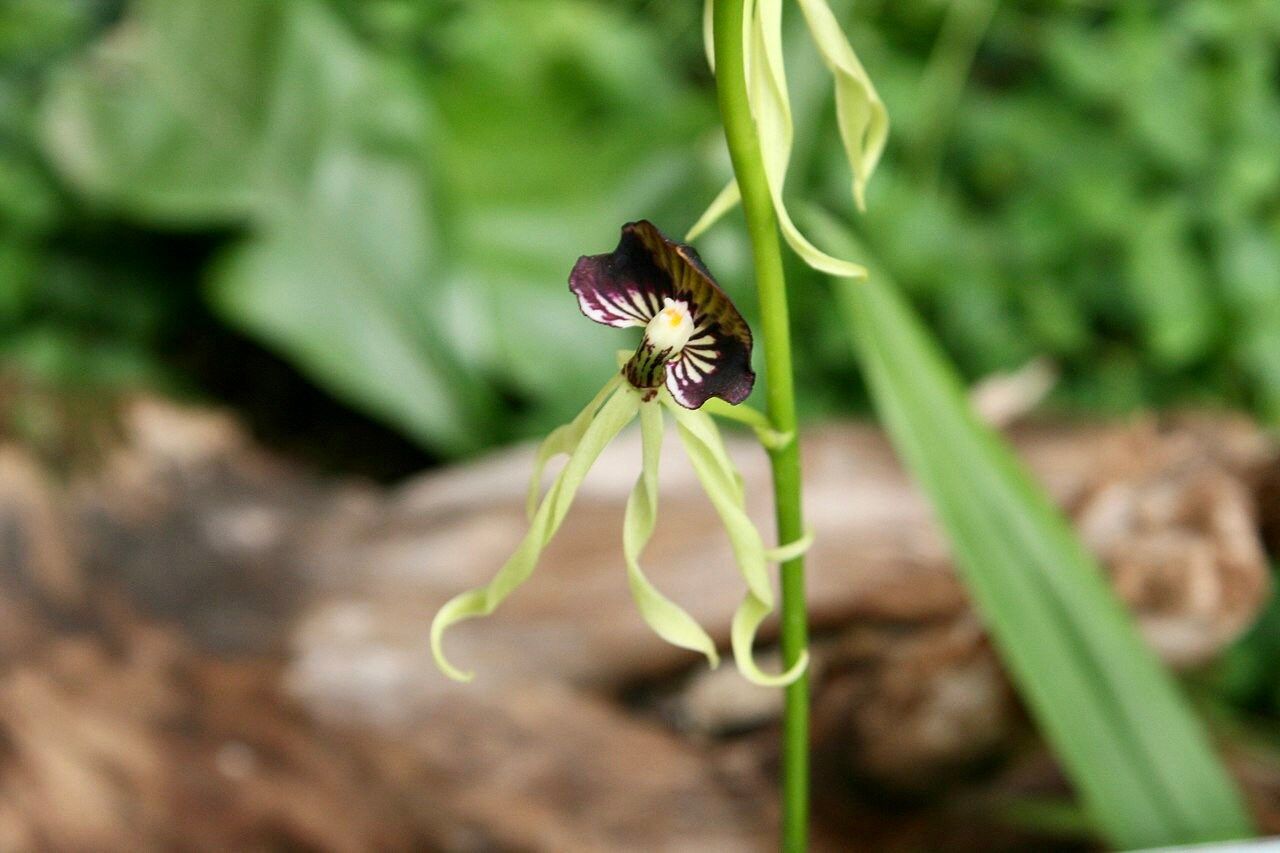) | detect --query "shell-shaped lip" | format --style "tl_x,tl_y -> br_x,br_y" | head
569,220 -> 755,409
